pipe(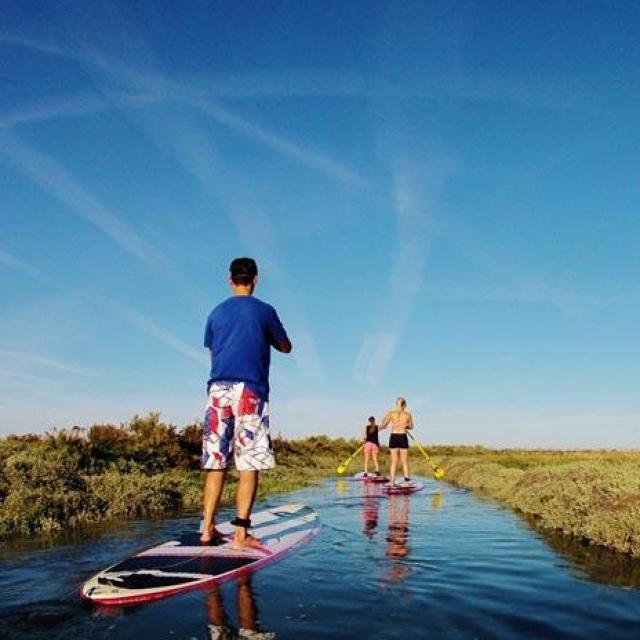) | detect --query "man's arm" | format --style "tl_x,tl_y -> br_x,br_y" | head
268,307 -> 292,353
204,316 -> 214,360
407,412 -> 414,430
380,411 -> 391,429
